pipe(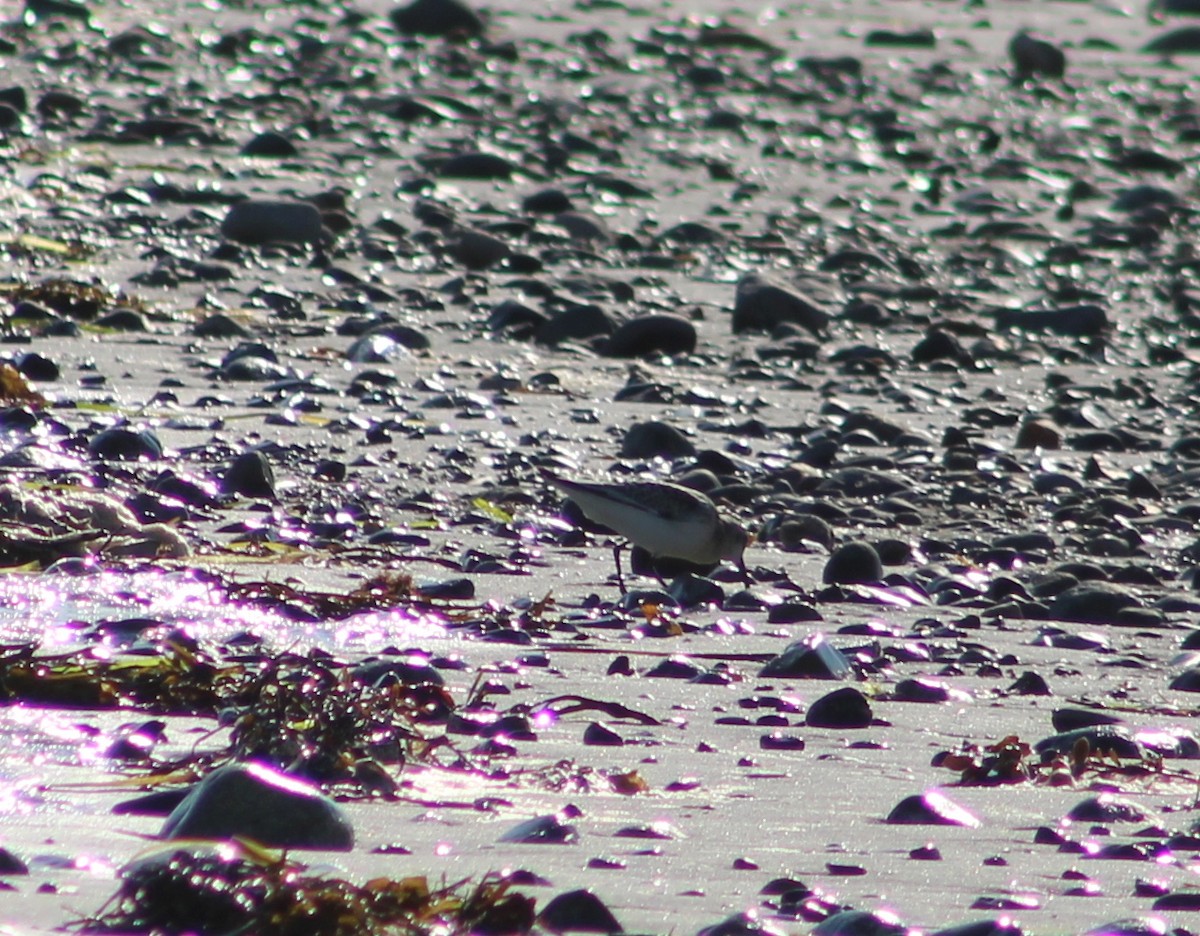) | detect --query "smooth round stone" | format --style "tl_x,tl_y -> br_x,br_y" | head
95,308 -> 147,331
221,200 -> 323,246
1008,671 -> 1051,696
12,351 -> 59,381
601,314 -> 697,358
778,514 -> 834,551
192,313 -> 250,338
523,188 -> 574,213
1143,25 -> 1200,54
538,889 -> 623,934
667,573 -> 725,608
812,910 -> 908,936
88,426 -> 163,461
766,600 -> 822,624
823,541 -> 884,585
1015,417 -> 1061,449
0,845 -> 27,875
1065,794 -> 1147,823
438,151 -> 513,179
885,790 -> 980,827
1051,708 -> 1123,732
805,686 -> 872,729
161,762 -> 354,851
894,678 -> 954,703
932,920 -> 1025,936
1047,583 -> 1144,625
390,0 -> 484,35
448,228 -> 510,269
619,420 -> 696,459
240,130 -> 299,157
697,911 -> 788,936
536,304 -> 615,345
